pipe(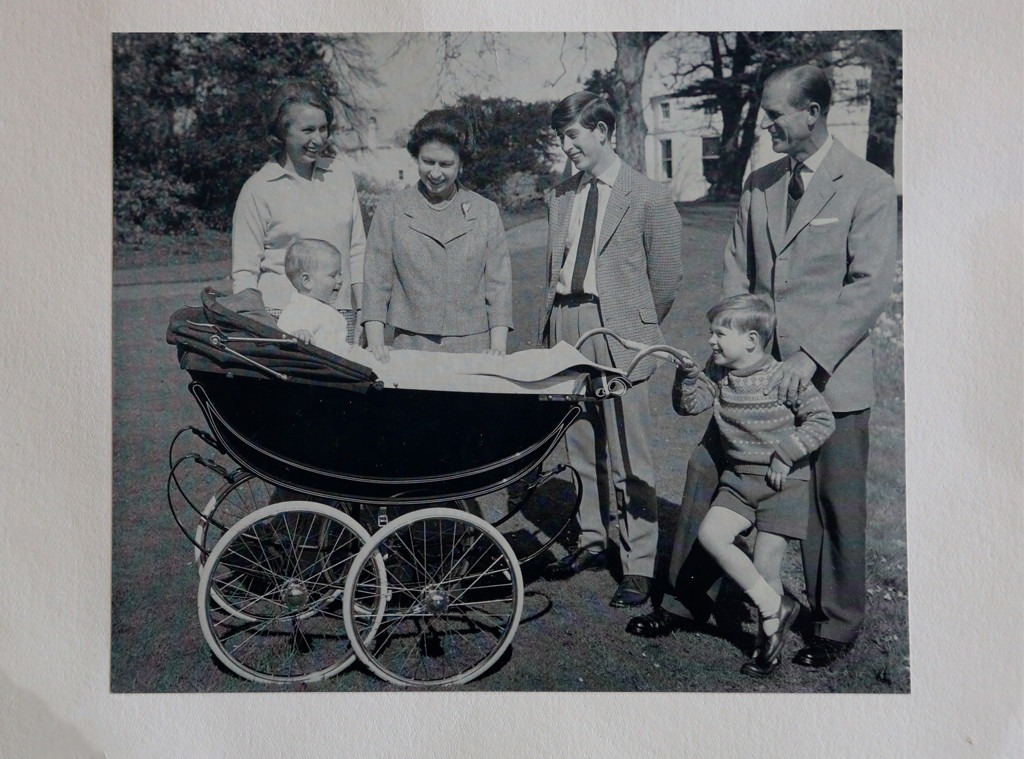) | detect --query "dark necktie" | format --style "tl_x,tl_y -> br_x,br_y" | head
570,178 -> 599,294
786,161 -> 805,227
